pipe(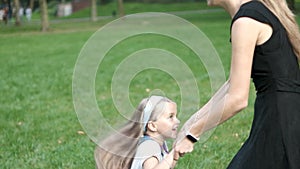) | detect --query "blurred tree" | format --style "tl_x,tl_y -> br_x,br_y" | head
118,0 -> 124,17
29,0 -> 34,10
14,0 -> 21,26
39,0 -> 49,31
91,0 -> 97,21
